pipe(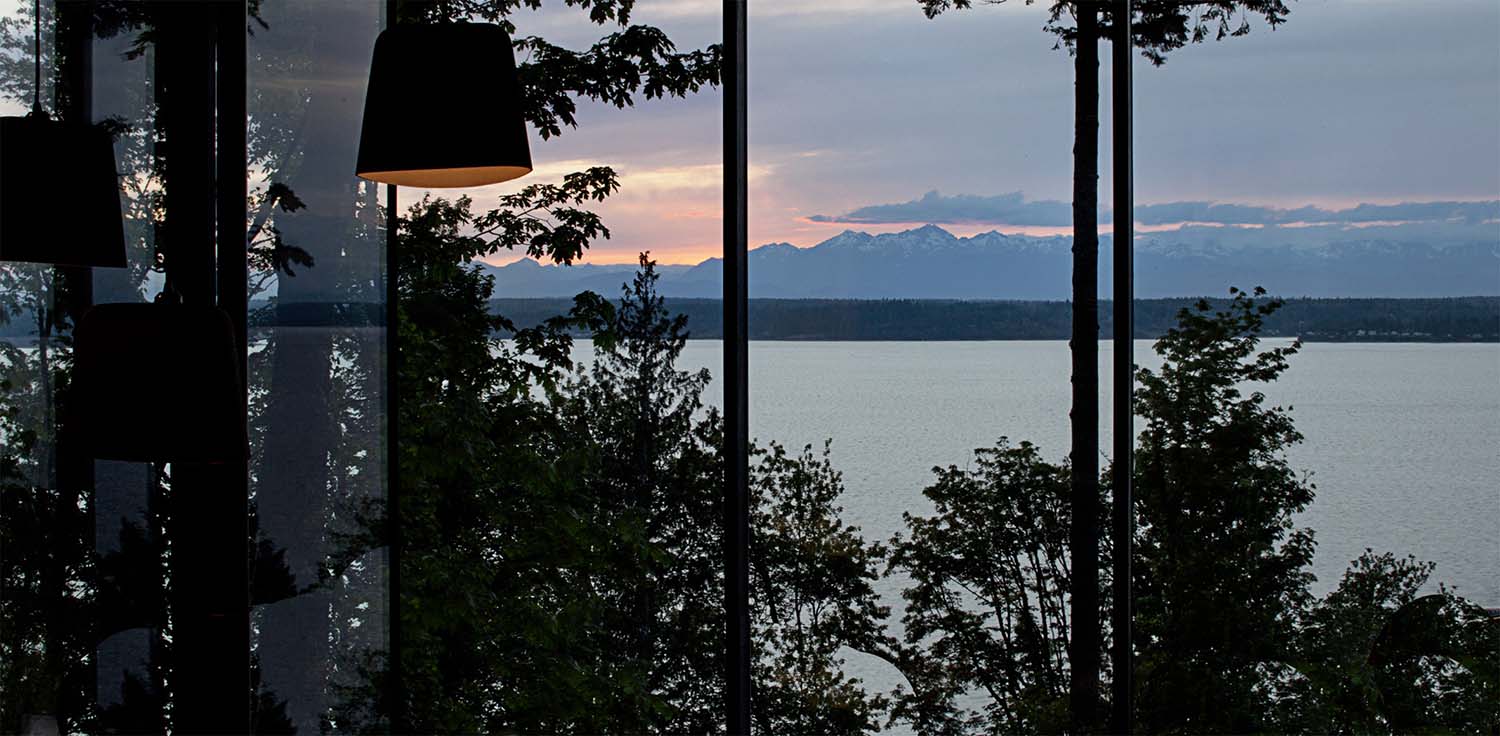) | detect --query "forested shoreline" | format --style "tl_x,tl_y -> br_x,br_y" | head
492,296 -> 1500,342
8,297 -> 1492,343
